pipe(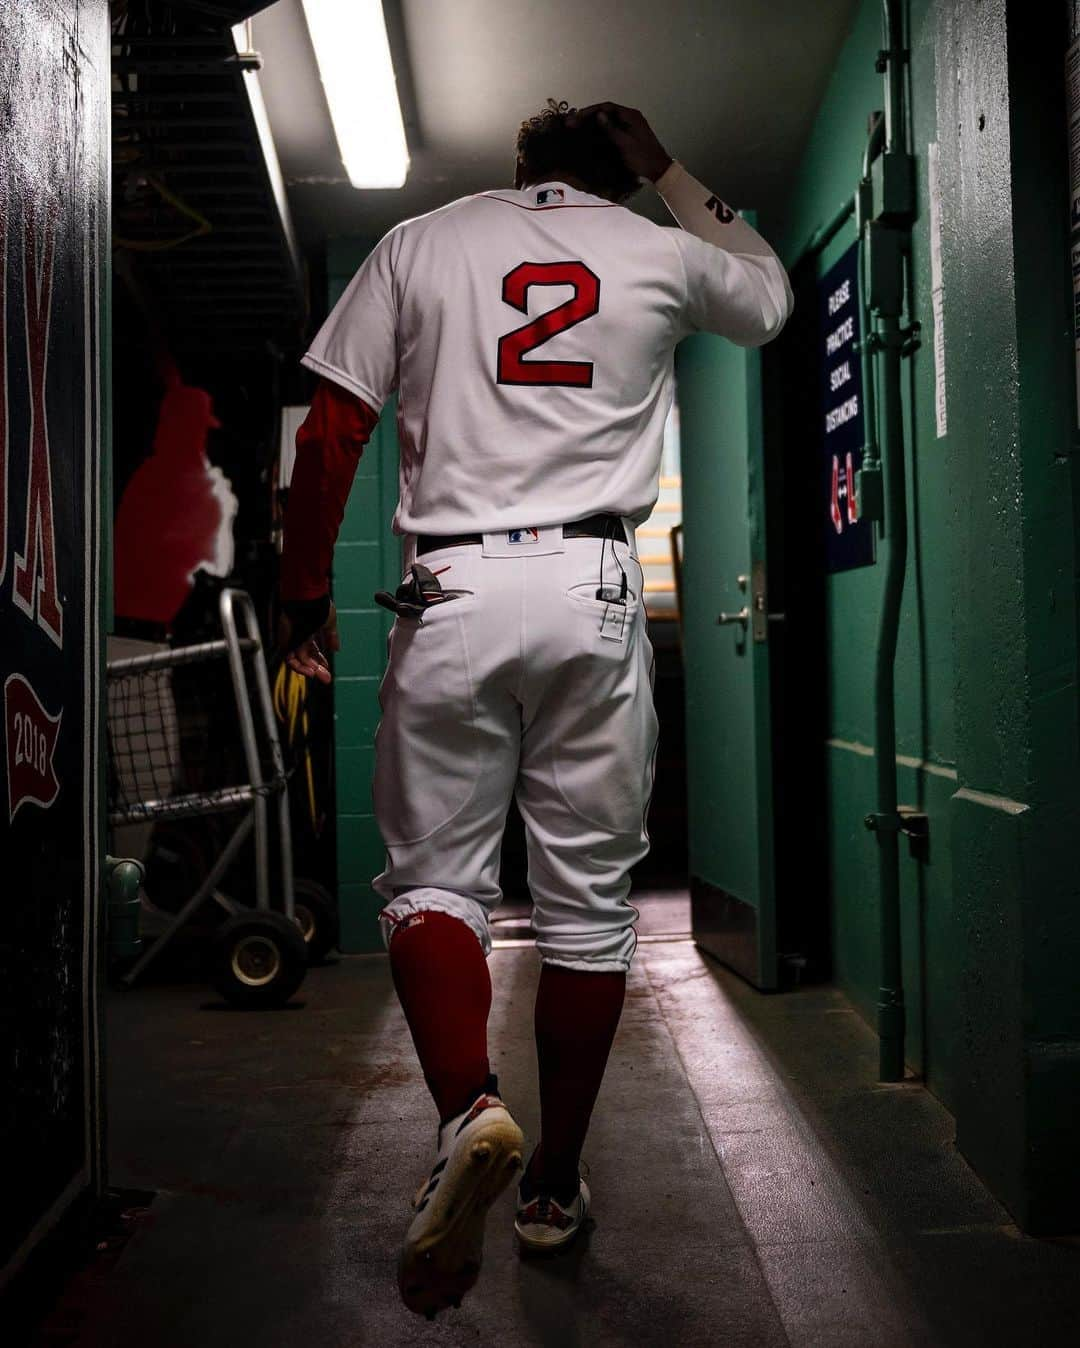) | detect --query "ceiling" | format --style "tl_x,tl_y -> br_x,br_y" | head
112,0 -> 306,357
251,0 -> 860,247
